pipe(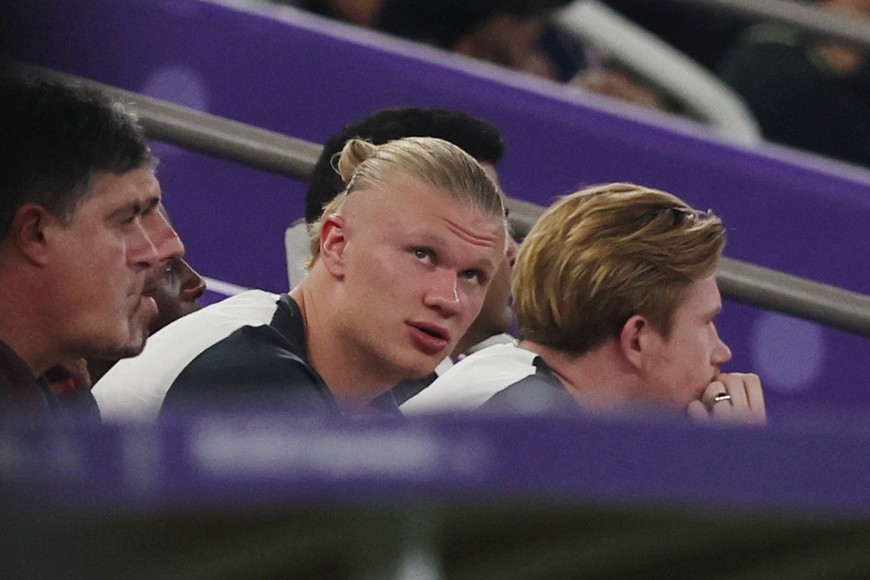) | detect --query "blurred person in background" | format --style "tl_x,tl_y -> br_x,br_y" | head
718,0 -> 870,168
376,0 -> 671,110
